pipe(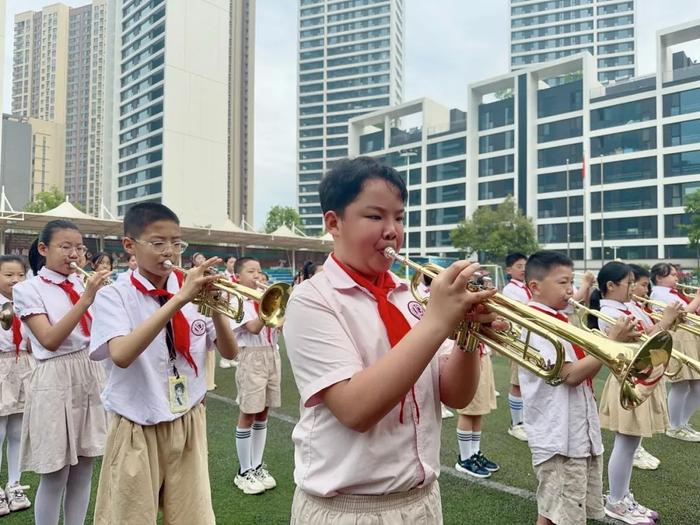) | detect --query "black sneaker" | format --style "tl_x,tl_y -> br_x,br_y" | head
455,455 -> 491,478
474,451 -> 500,472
